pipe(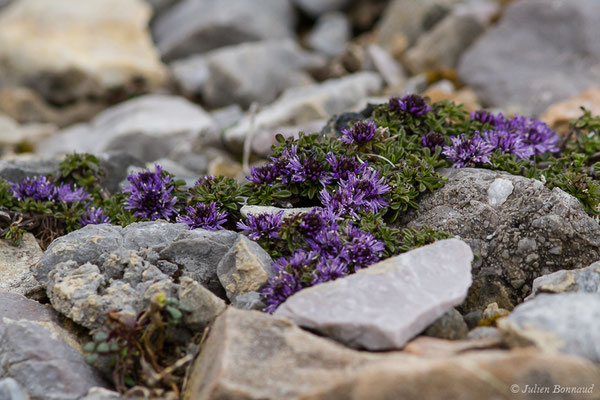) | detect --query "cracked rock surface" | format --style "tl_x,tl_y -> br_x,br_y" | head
399,168 -> 600,312
34,221 -> 236,330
